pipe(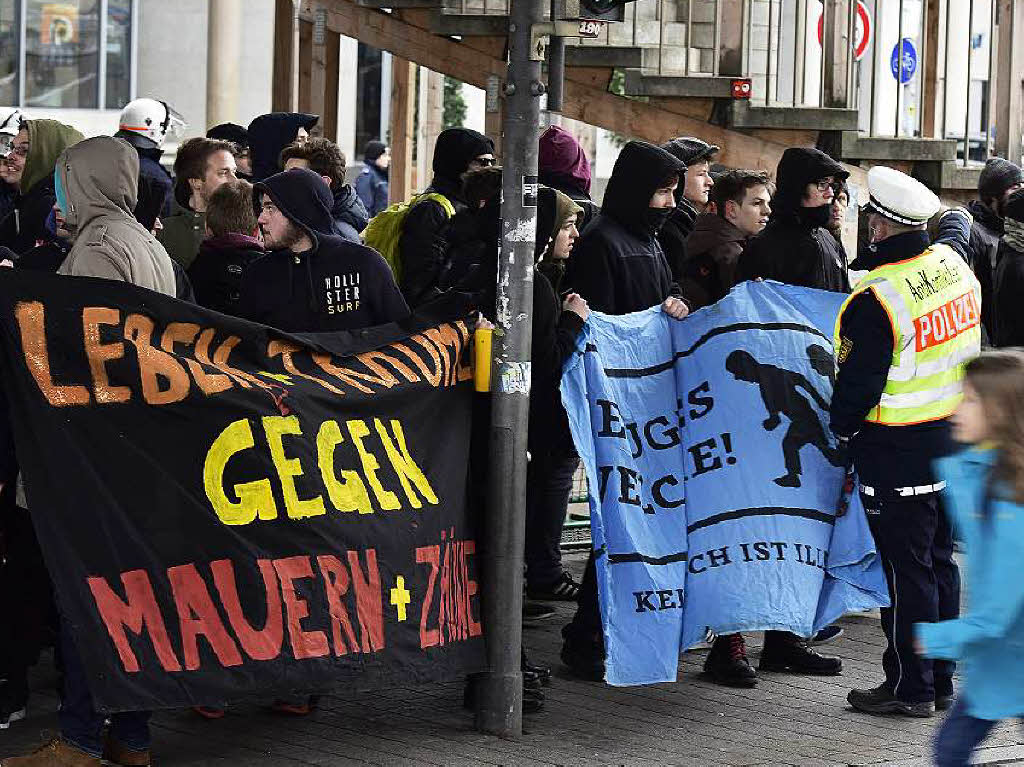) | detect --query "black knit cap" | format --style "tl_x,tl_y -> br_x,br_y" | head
364,140 -> 387,162
978,157 -> 1024,202
661,136 -> 719,167
1004,187 -> 1024,223
207,122 -> 249,148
